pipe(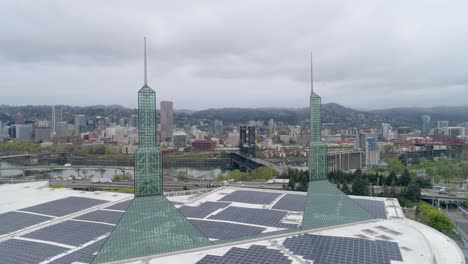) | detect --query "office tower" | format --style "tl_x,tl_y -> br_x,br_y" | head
74,114 -> 86,135
172,130 -> 187,148
358,133 -> 367,152
381,123 -> 392,140
160,101 -> 173,143
214,120 -> 223,135
51,105 -> 63,134
15,124 -> 33,141
437,120 -> 449,135
15,112 -> 24,125
55,121 -> 70,137
421,115 -> 431,136
302,54 -> 372,229
130,115 -> 138,127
